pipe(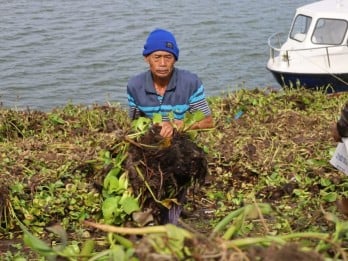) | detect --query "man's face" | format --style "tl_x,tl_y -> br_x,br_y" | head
145,51 -> 176,79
